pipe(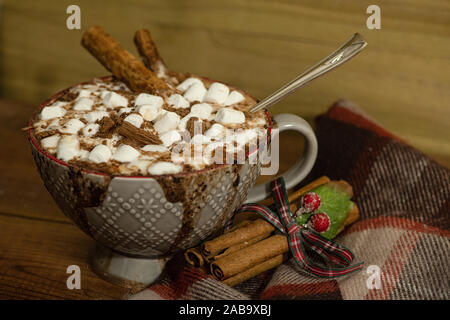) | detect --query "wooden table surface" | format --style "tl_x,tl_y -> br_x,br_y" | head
0,98 -> 448,299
